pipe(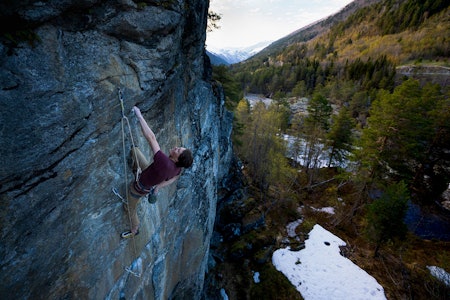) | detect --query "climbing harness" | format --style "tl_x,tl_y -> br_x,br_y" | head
116,87 -> 142,278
